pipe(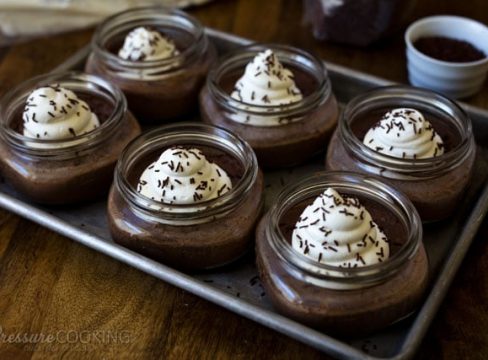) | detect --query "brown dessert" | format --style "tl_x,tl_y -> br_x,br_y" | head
0,73 -> 141,205
256,213 -> 428,336
414,36 -> 486,63
107,125 -> 264,270
325,86 -> 476,222
200,45 -> 339,169
255,174 -> 428,336
85,7 -> 216,123
327,108 -> 475,221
